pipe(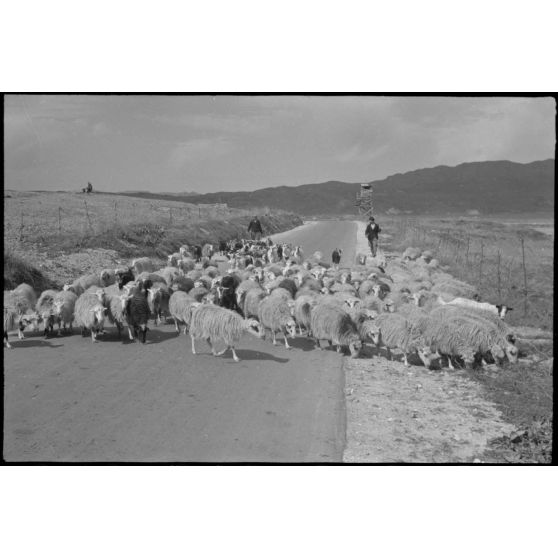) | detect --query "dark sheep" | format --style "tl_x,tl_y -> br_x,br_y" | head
218,275 -> 242,314
116,267 -> 135,290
